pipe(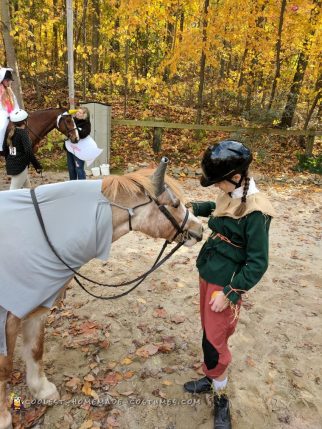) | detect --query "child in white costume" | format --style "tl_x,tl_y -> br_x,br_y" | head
65,107 -> 102,172
0,67 -> 19,151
